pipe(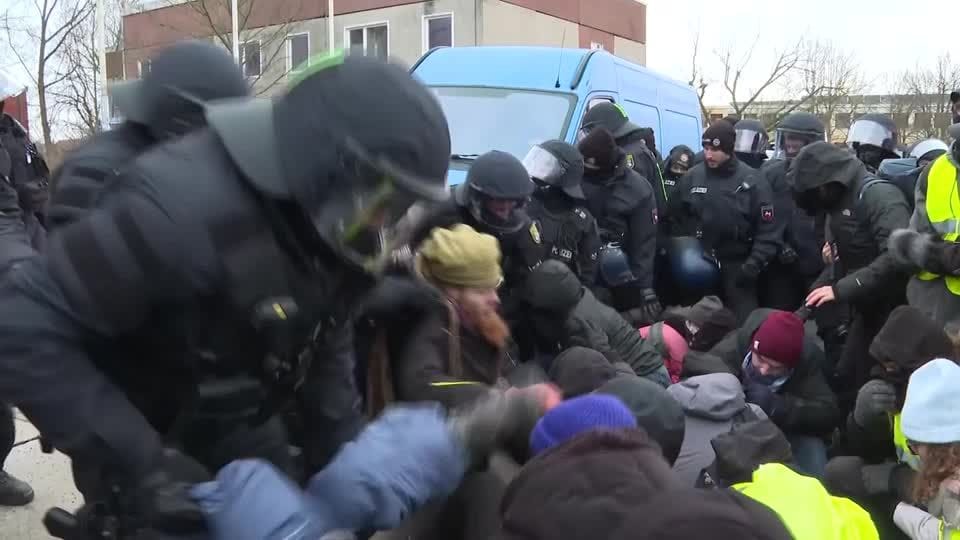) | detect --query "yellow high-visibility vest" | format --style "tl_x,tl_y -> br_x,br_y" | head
918,155 -> 960,295
892,413 -> 921,471
733,463 -> 879,540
